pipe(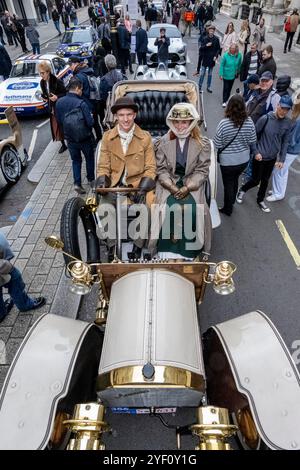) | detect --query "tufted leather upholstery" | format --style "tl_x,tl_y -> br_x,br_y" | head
125,91 -> 188,136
